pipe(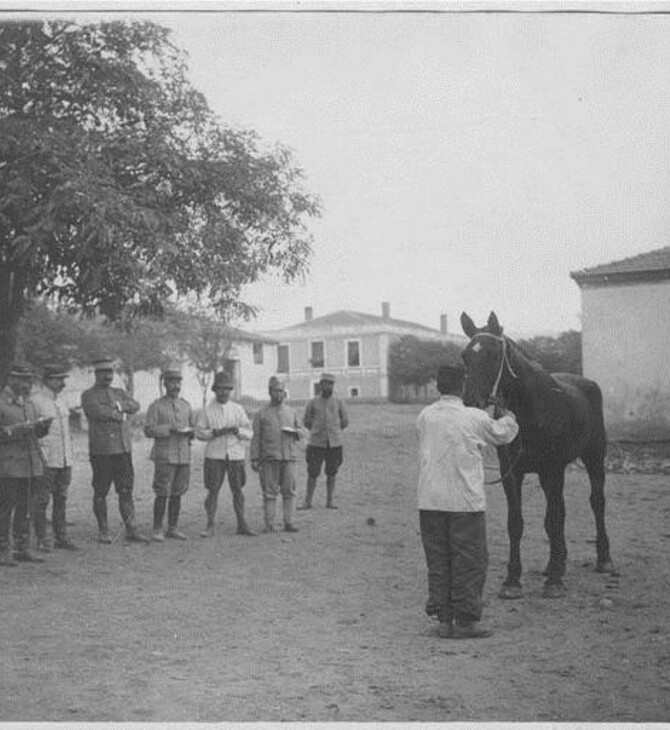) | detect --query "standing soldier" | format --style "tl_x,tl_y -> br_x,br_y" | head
81,358 -> 149,544
299,372 -> 349,510
0,365 -> 51,565
31,364 -> 78,551
195,371 -> 255,538
250,376 -> 304,533
144,365 -> 195,542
